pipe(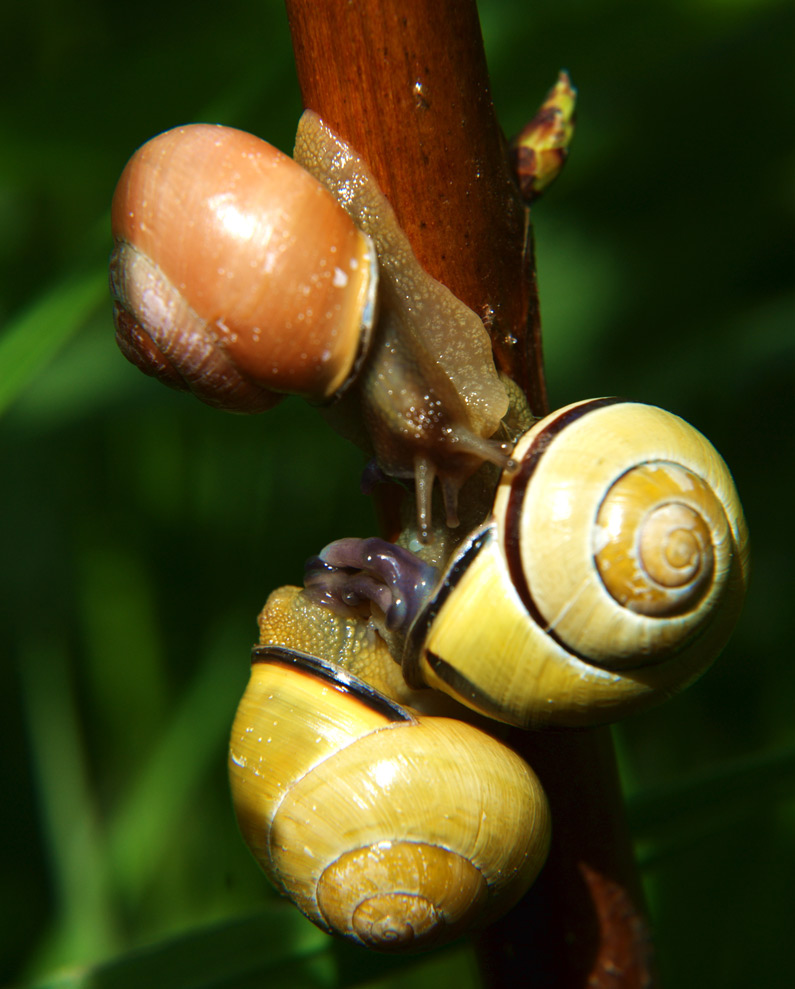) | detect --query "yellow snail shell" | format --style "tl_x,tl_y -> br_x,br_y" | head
110,123 -> 377,411
228,646 -> 550,951
397,398 -> 750,727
